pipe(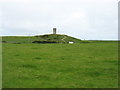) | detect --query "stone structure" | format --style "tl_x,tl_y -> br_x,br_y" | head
53,28 -> 57,34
